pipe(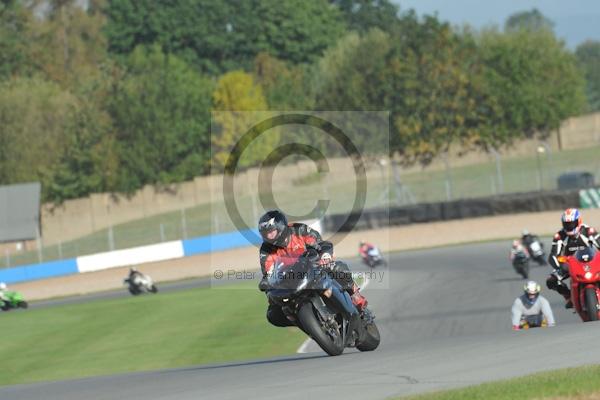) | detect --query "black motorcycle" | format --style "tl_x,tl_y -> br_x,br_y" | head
124,273 -> 158,296
522,236 -> 547,266
512,250 -> 530,279
266,250 -> 380,356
